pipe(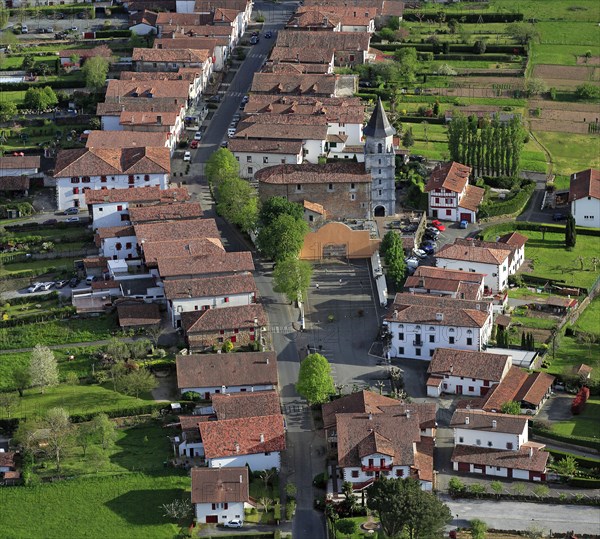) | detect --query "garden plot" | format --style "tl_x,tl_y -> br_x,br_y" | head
528,99 -> 600,134
533,64 -> 600,90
